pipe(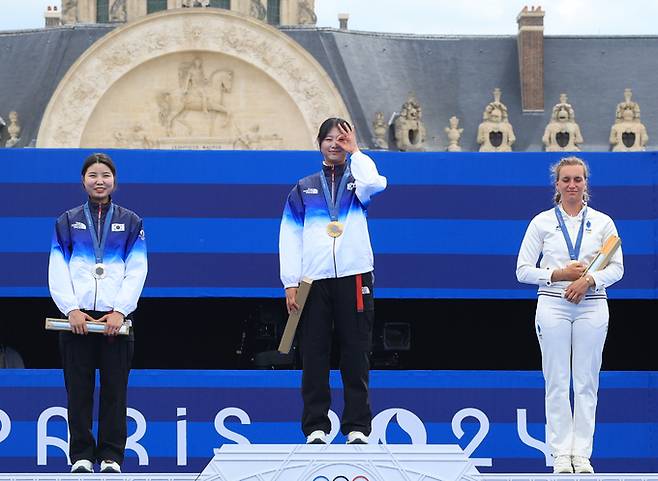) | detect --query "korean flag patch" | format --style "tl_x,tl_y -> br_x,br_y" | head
111,223 -> 125,232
